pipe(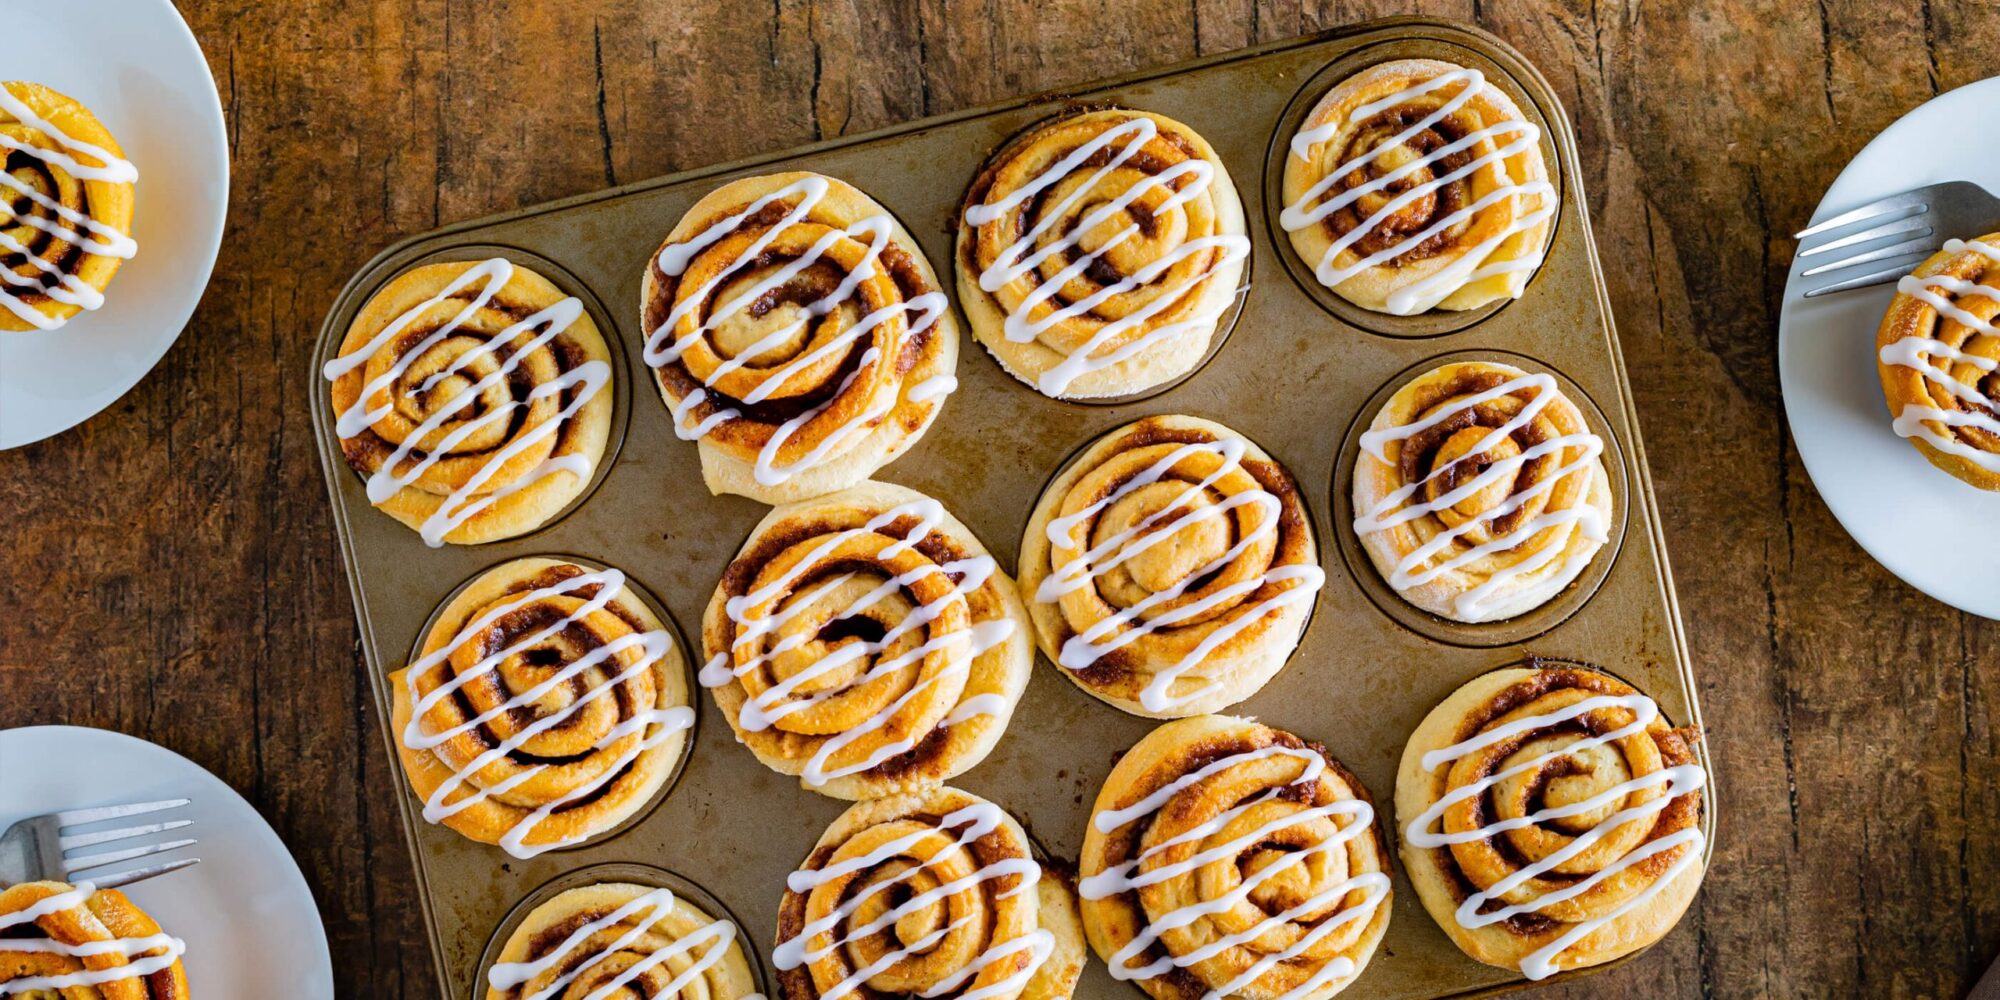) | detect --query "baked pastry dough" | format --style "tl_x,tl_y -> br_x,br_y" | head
323,258 -> 614,545
1019,415 -> 1320,717
1079,715 -> 1391,999
390,557 -> 691,857
642,171 -> 958,503
957,109 -> 1248,398
1875,234 -> 2000,489
700,481 -> 1032,799
485,881 -> 760,1000
1280,59 -> 1553,315
1351,361 -> 1611,623
0,880 -> 190,998
1,81 -> 137,332
1396,665 -> 1706,979
775,786 -> 1086,1000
